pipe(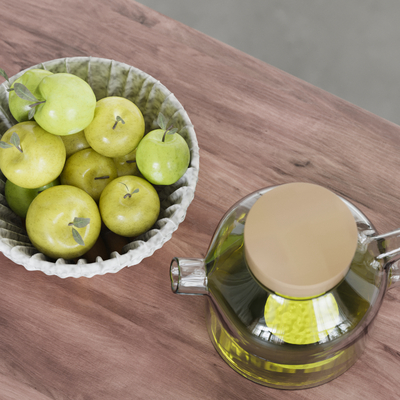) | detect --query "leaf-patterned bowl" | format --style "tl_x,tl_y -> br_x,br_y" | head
0,57 -> 199,278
